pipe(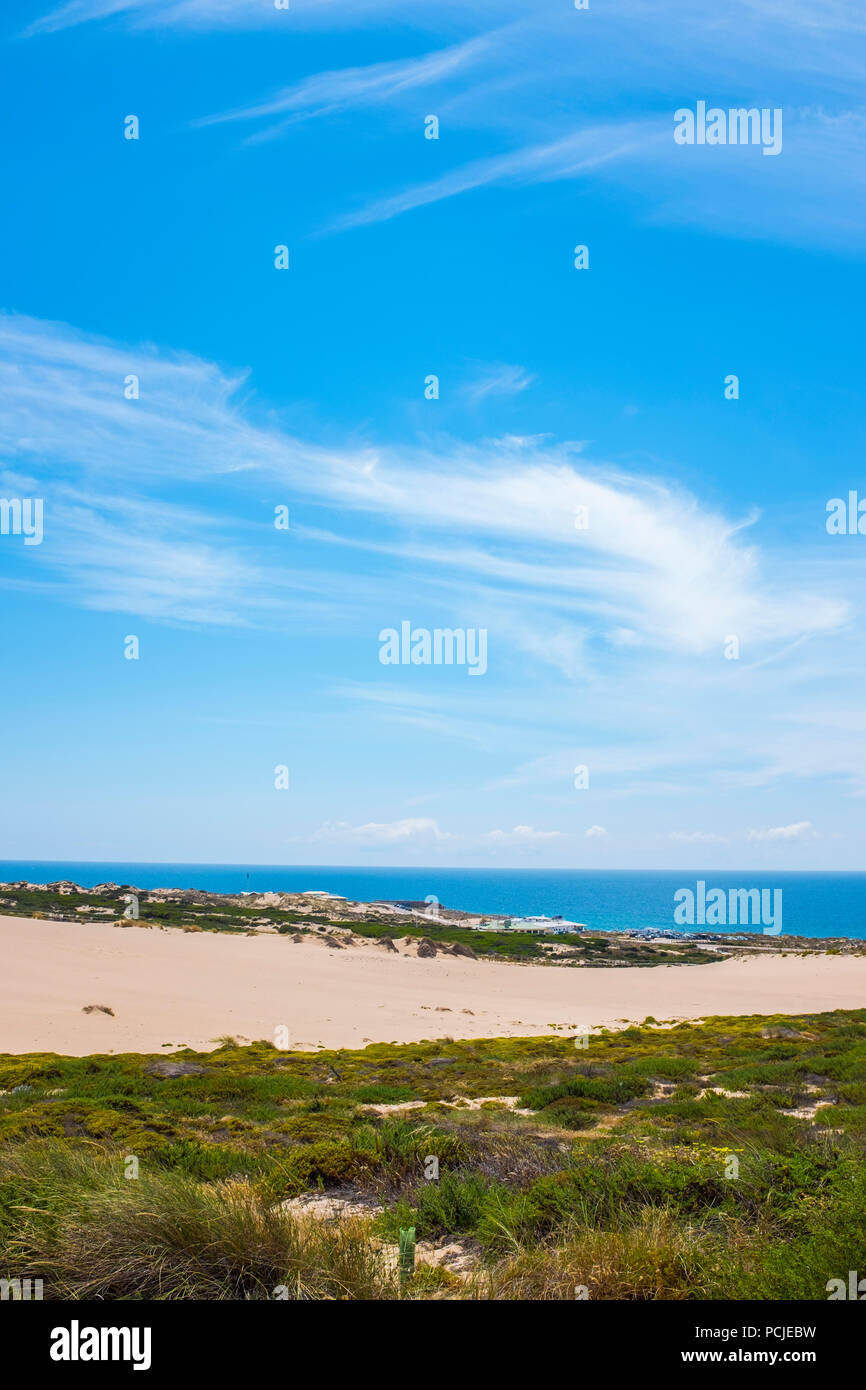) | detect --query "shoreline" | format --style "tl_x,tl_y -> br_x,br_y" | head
4,873 -> 866,944
3,911 -> 866,1056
